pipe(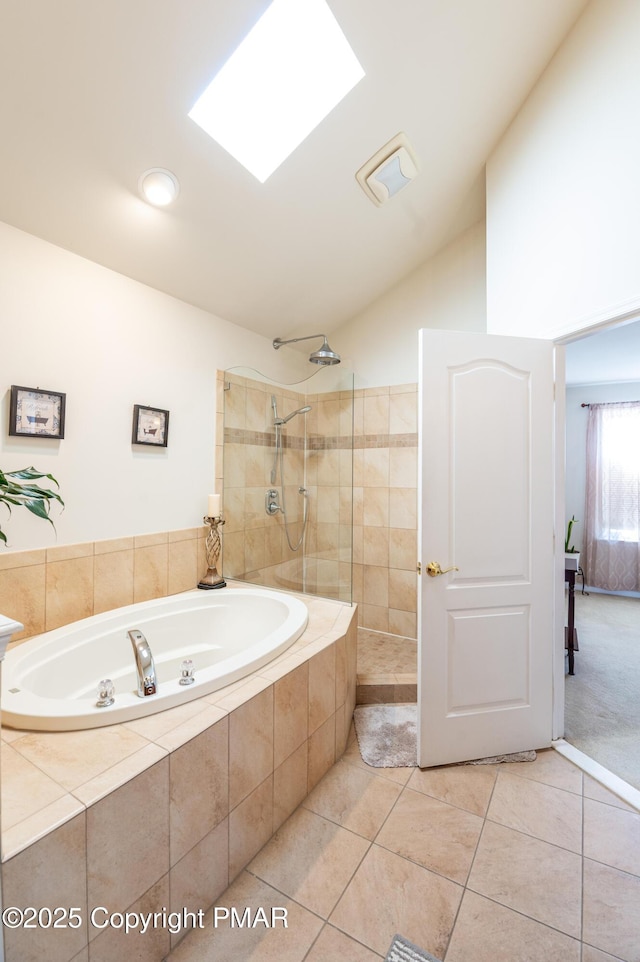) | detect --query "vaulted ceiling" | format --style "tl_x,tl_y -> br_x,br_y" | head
0,0 -> 588,340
